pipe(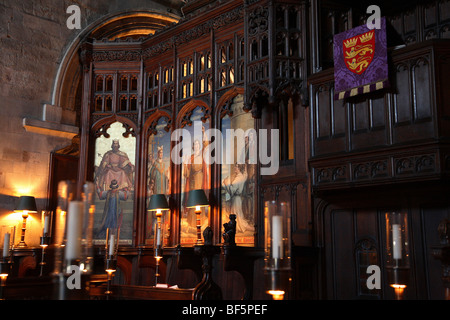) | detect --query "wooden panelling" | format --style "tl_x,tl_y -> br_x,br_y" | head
309,41 -> 450,190
420,206 -> 448,299
317,183 -> 450,300
350,92 -> 388,150
310,75 -> 348,157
